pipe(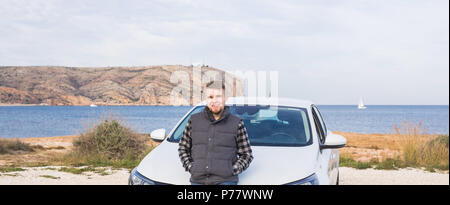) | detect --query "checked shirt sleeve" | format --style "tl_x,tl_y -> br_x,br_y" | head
232,119 -> 254,176
178,118 -> 193,172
